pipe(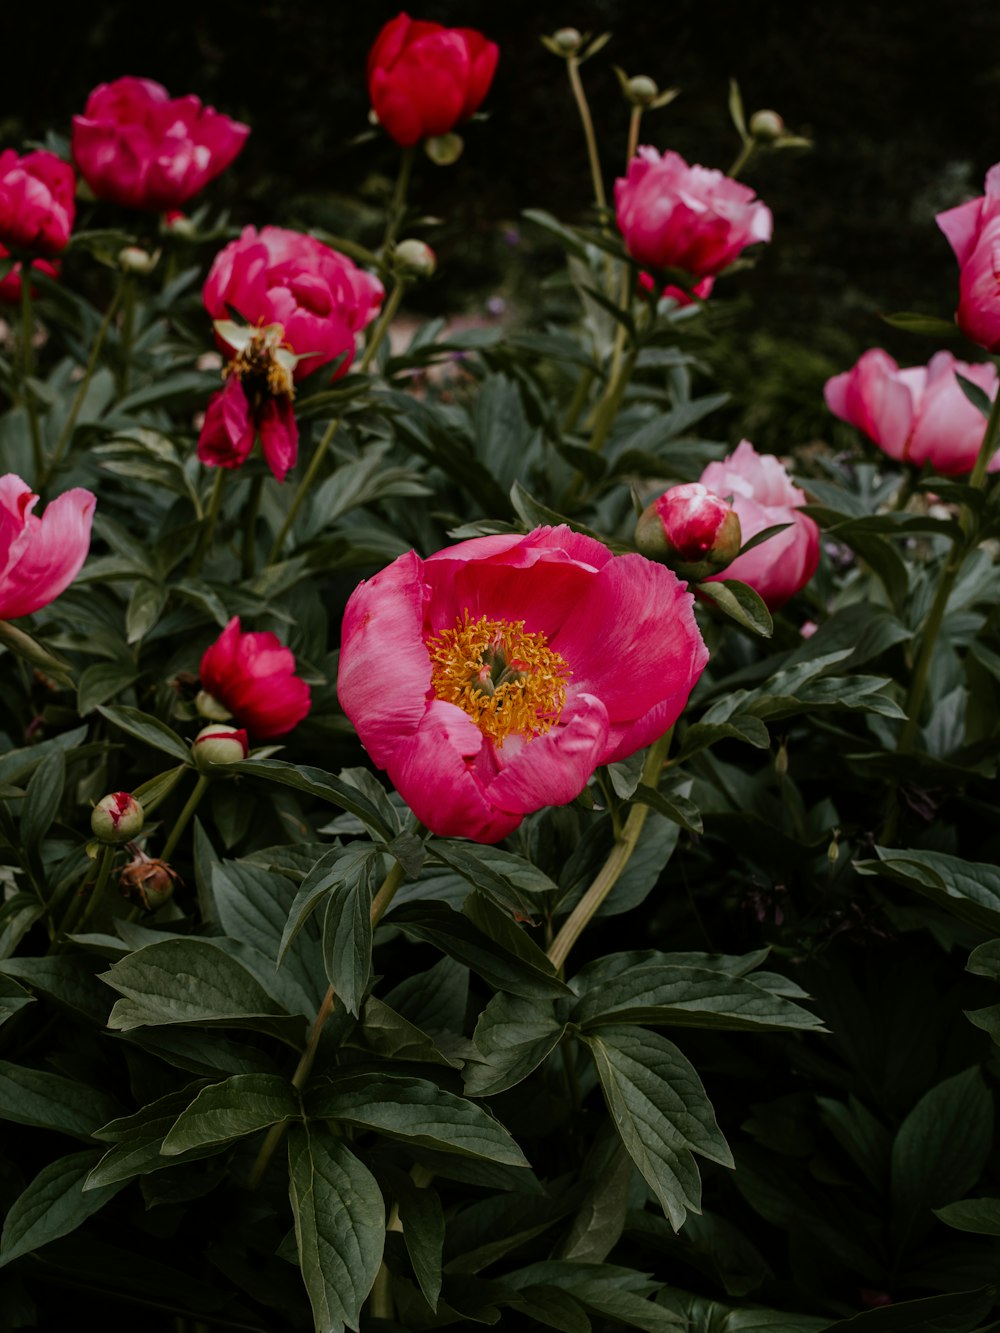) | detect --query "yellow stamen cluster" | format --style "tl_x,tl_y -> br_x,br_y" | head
426,611 -> 571,747
223,325 -> 295,400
